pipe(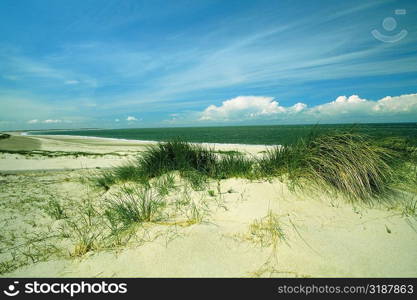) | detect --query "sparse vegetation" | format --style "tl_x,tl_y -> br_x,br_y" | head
402,197 -> 417,217
92,170 -> 117,191
181,170 -> 209,191
0,149 -> 127,158
43,198 -> 67,220
152,172 -> 176,196
105,185 -> 165,228
61,196 -> 103,257
247,210 -> 286,248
